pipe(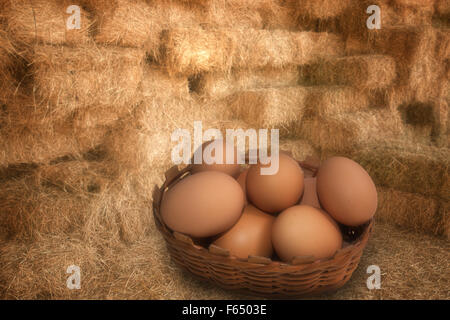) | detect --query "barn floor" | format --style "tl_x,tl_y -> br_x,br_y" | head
1,220 -> 448,300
